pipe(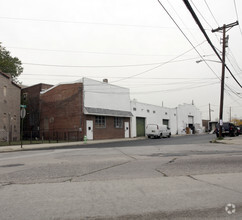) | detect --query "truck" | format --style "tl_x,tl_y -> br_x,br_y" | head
146,124 -> 171,139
